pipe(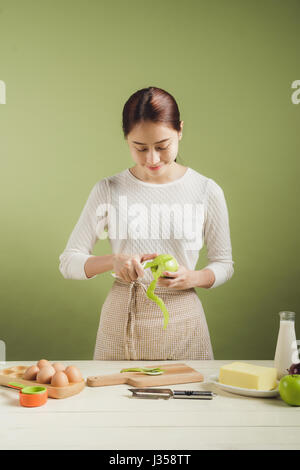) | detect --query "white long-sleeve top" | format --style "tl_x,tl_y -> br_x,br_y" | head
59,167 -> 234,288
